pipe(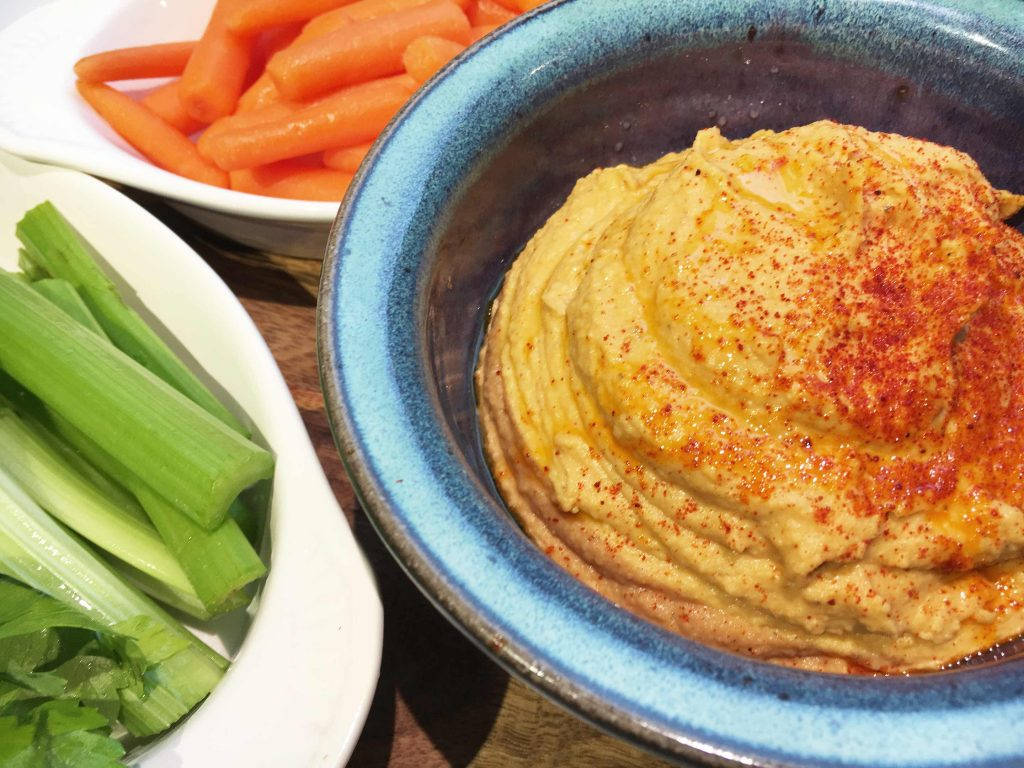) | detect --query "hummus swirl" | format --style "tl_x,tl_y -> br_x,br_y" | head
476,121 -> 1024,672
